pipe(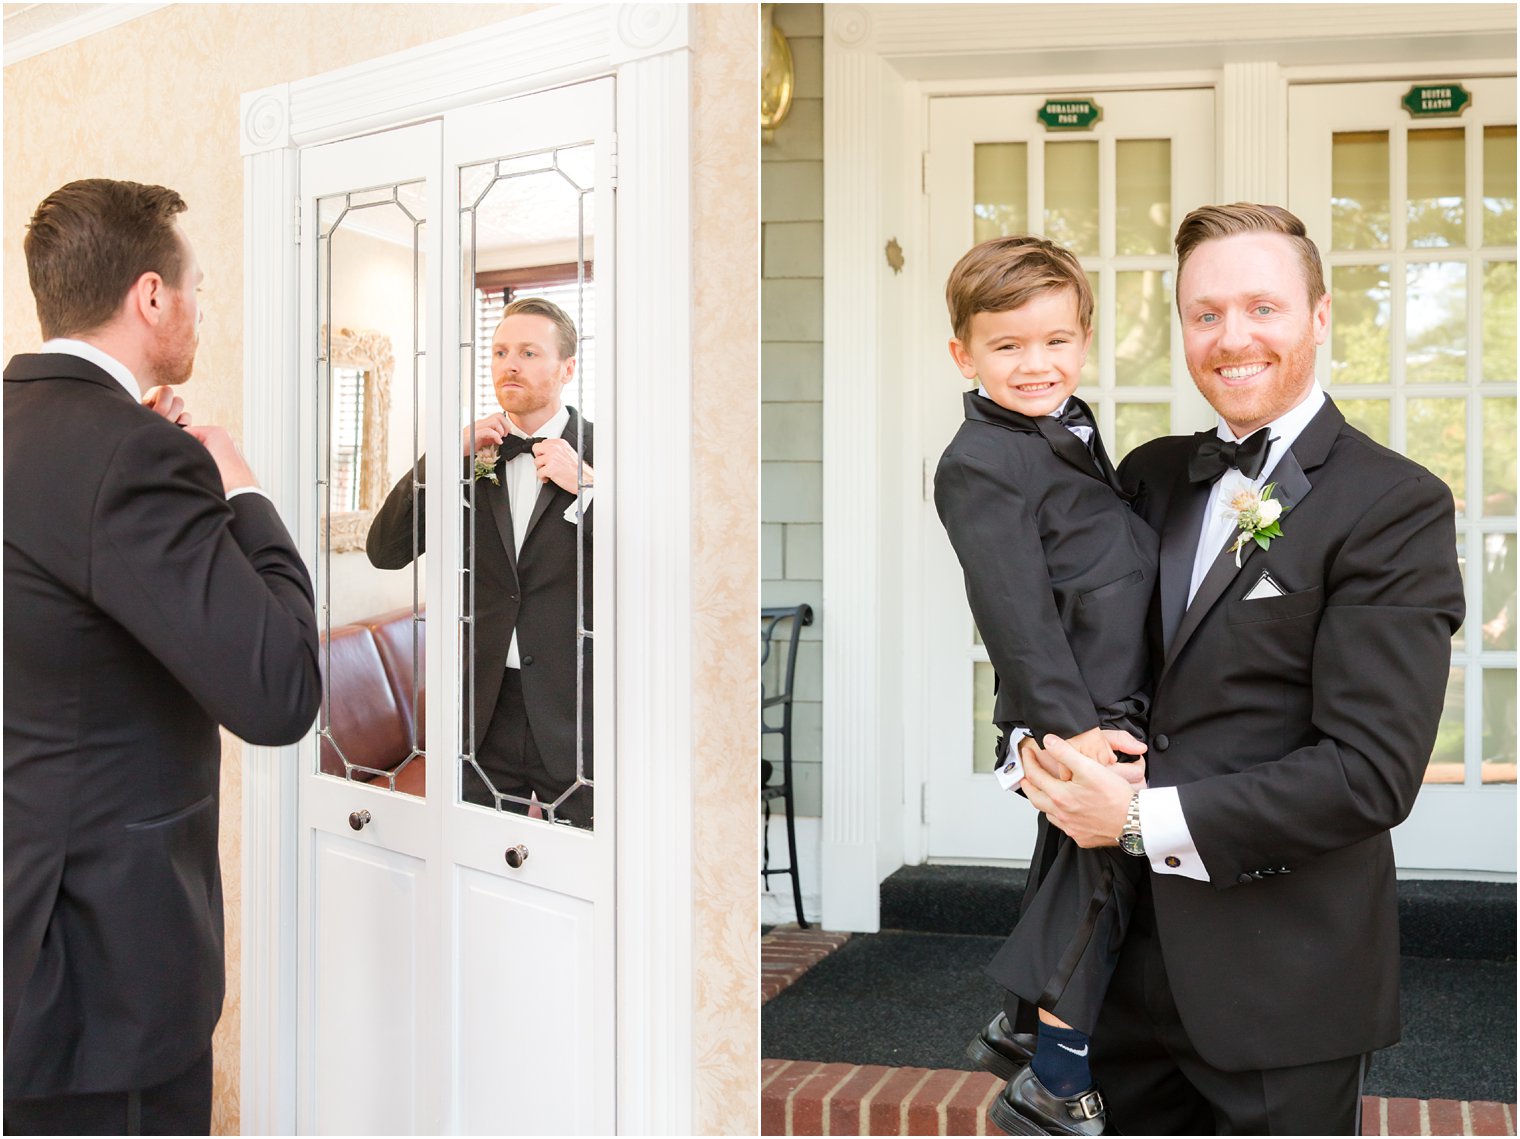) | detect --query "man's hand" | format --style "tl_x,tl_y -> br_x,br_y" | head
1021,733 -> 1137,847
533,437 -> 592,495
463,413 -> 510,457
142,385 -> 191,426
1017,726 -> 1145,781
185,426 -> 259,494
